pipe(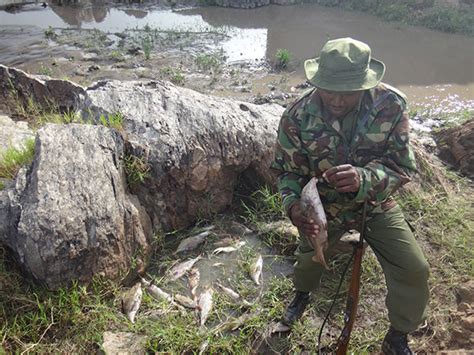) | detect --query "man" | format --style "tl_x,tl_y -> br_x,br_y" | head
271,38 -> 429,354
